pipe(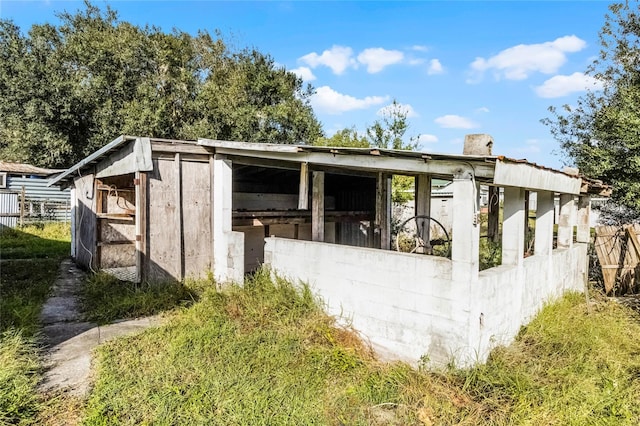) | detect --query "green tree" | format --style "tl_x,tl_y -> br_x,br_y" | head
543,2 -> 640,212
367,100 -> 418,151
314,100 -> 419,203
313,127 -> 369,148
0,1 -> 322,168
